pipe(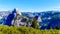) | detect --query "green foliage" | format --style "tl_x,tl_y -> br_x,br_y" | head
0,25 -> 41,34
31,18 -> 39,29
54,26 -> 60,29
0,25 -> 60,34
